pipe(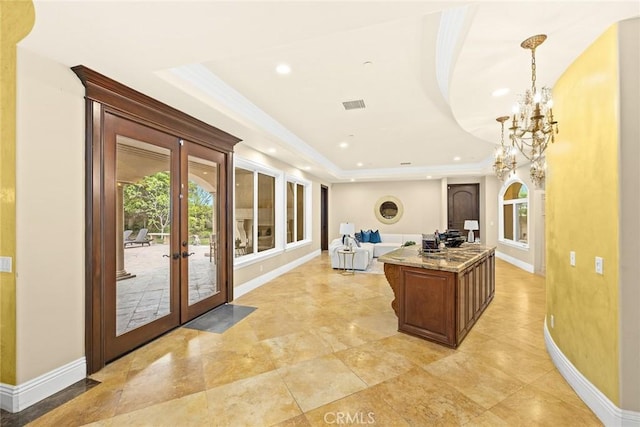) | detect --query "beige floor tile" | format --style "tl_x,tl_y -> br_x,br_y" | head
335,341 -> 416,386
529,368 -> 593,410
202,343 -> 277,389
261,330 -> 334,368
490,386 -> 603,426
304,388 -> 409,426
205,370 -> 301,426
103,392 -> 210,426
115,355 -> 206,415
369,367 -> 486,425
28,380 -> 124,426
278,354 -> 367,412
462,409 -> 510,426
271,414 -> 312,427
423,351 -> 526,409
311,321 -> 390,352
457,337 -> 554,384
